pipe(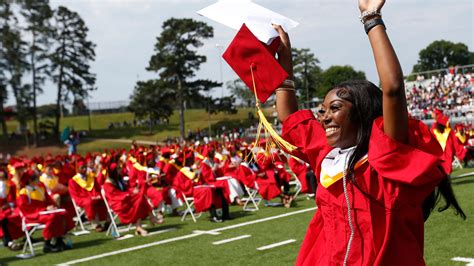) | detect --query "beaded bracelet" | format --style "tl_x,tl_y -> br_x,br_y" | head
359,9 -> 382,23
